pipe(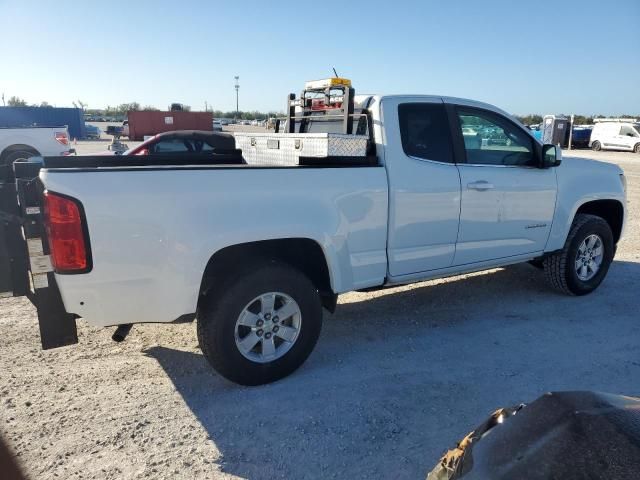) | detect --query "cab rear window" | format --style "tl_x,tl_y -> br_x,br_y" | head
398,103 -> 453,163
